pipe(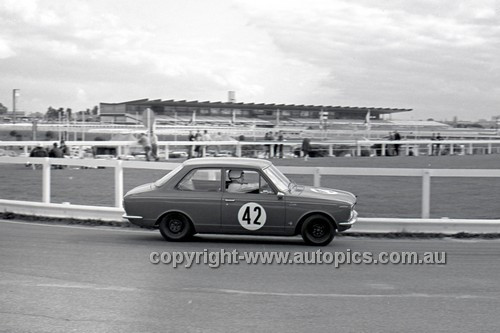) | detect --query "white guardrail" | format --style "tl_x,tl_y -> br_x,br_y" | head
1,139 -> 500,158
1,156 -> 500,234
